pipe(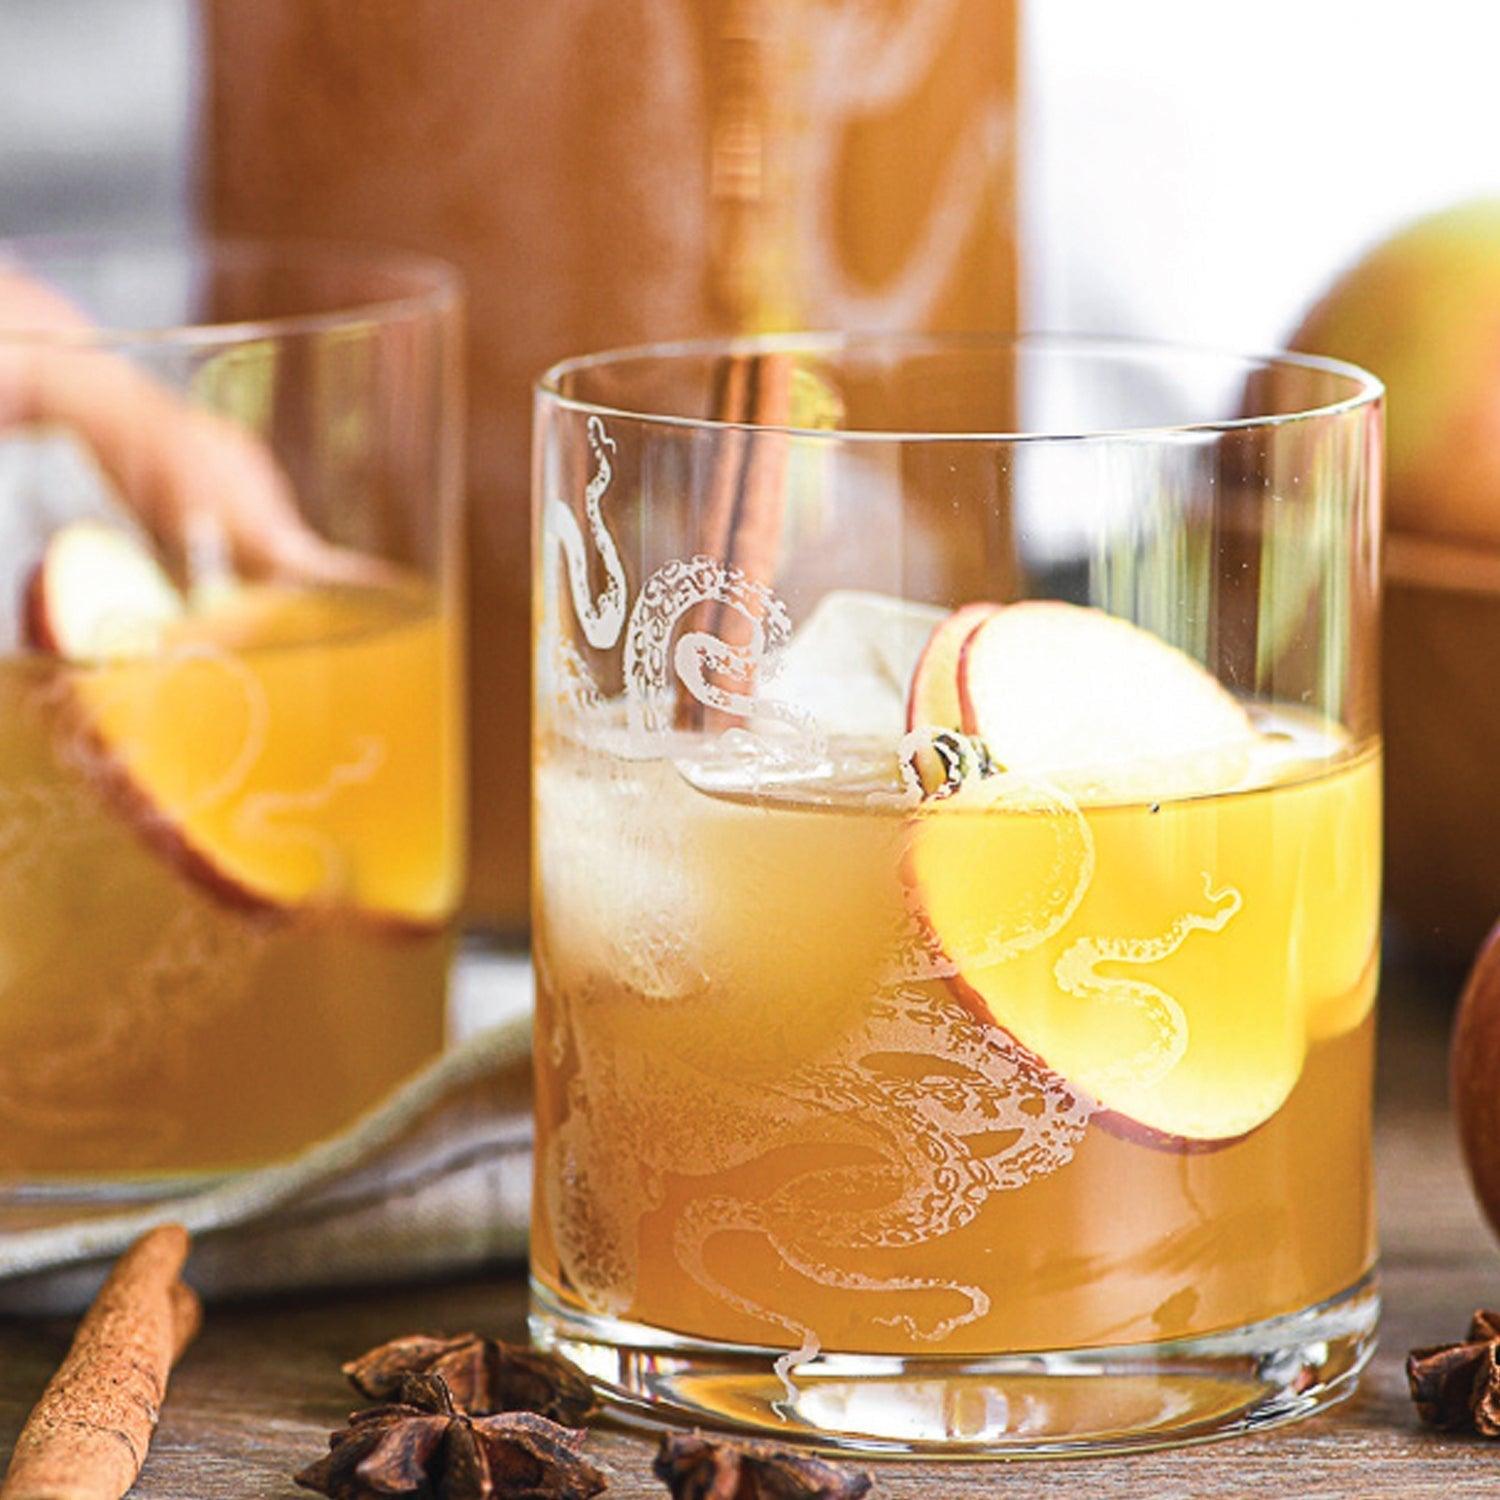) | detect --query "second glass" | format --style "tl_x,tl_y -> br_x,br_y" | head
0,238 -> 464,1205
530,334 -> 1383,1454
